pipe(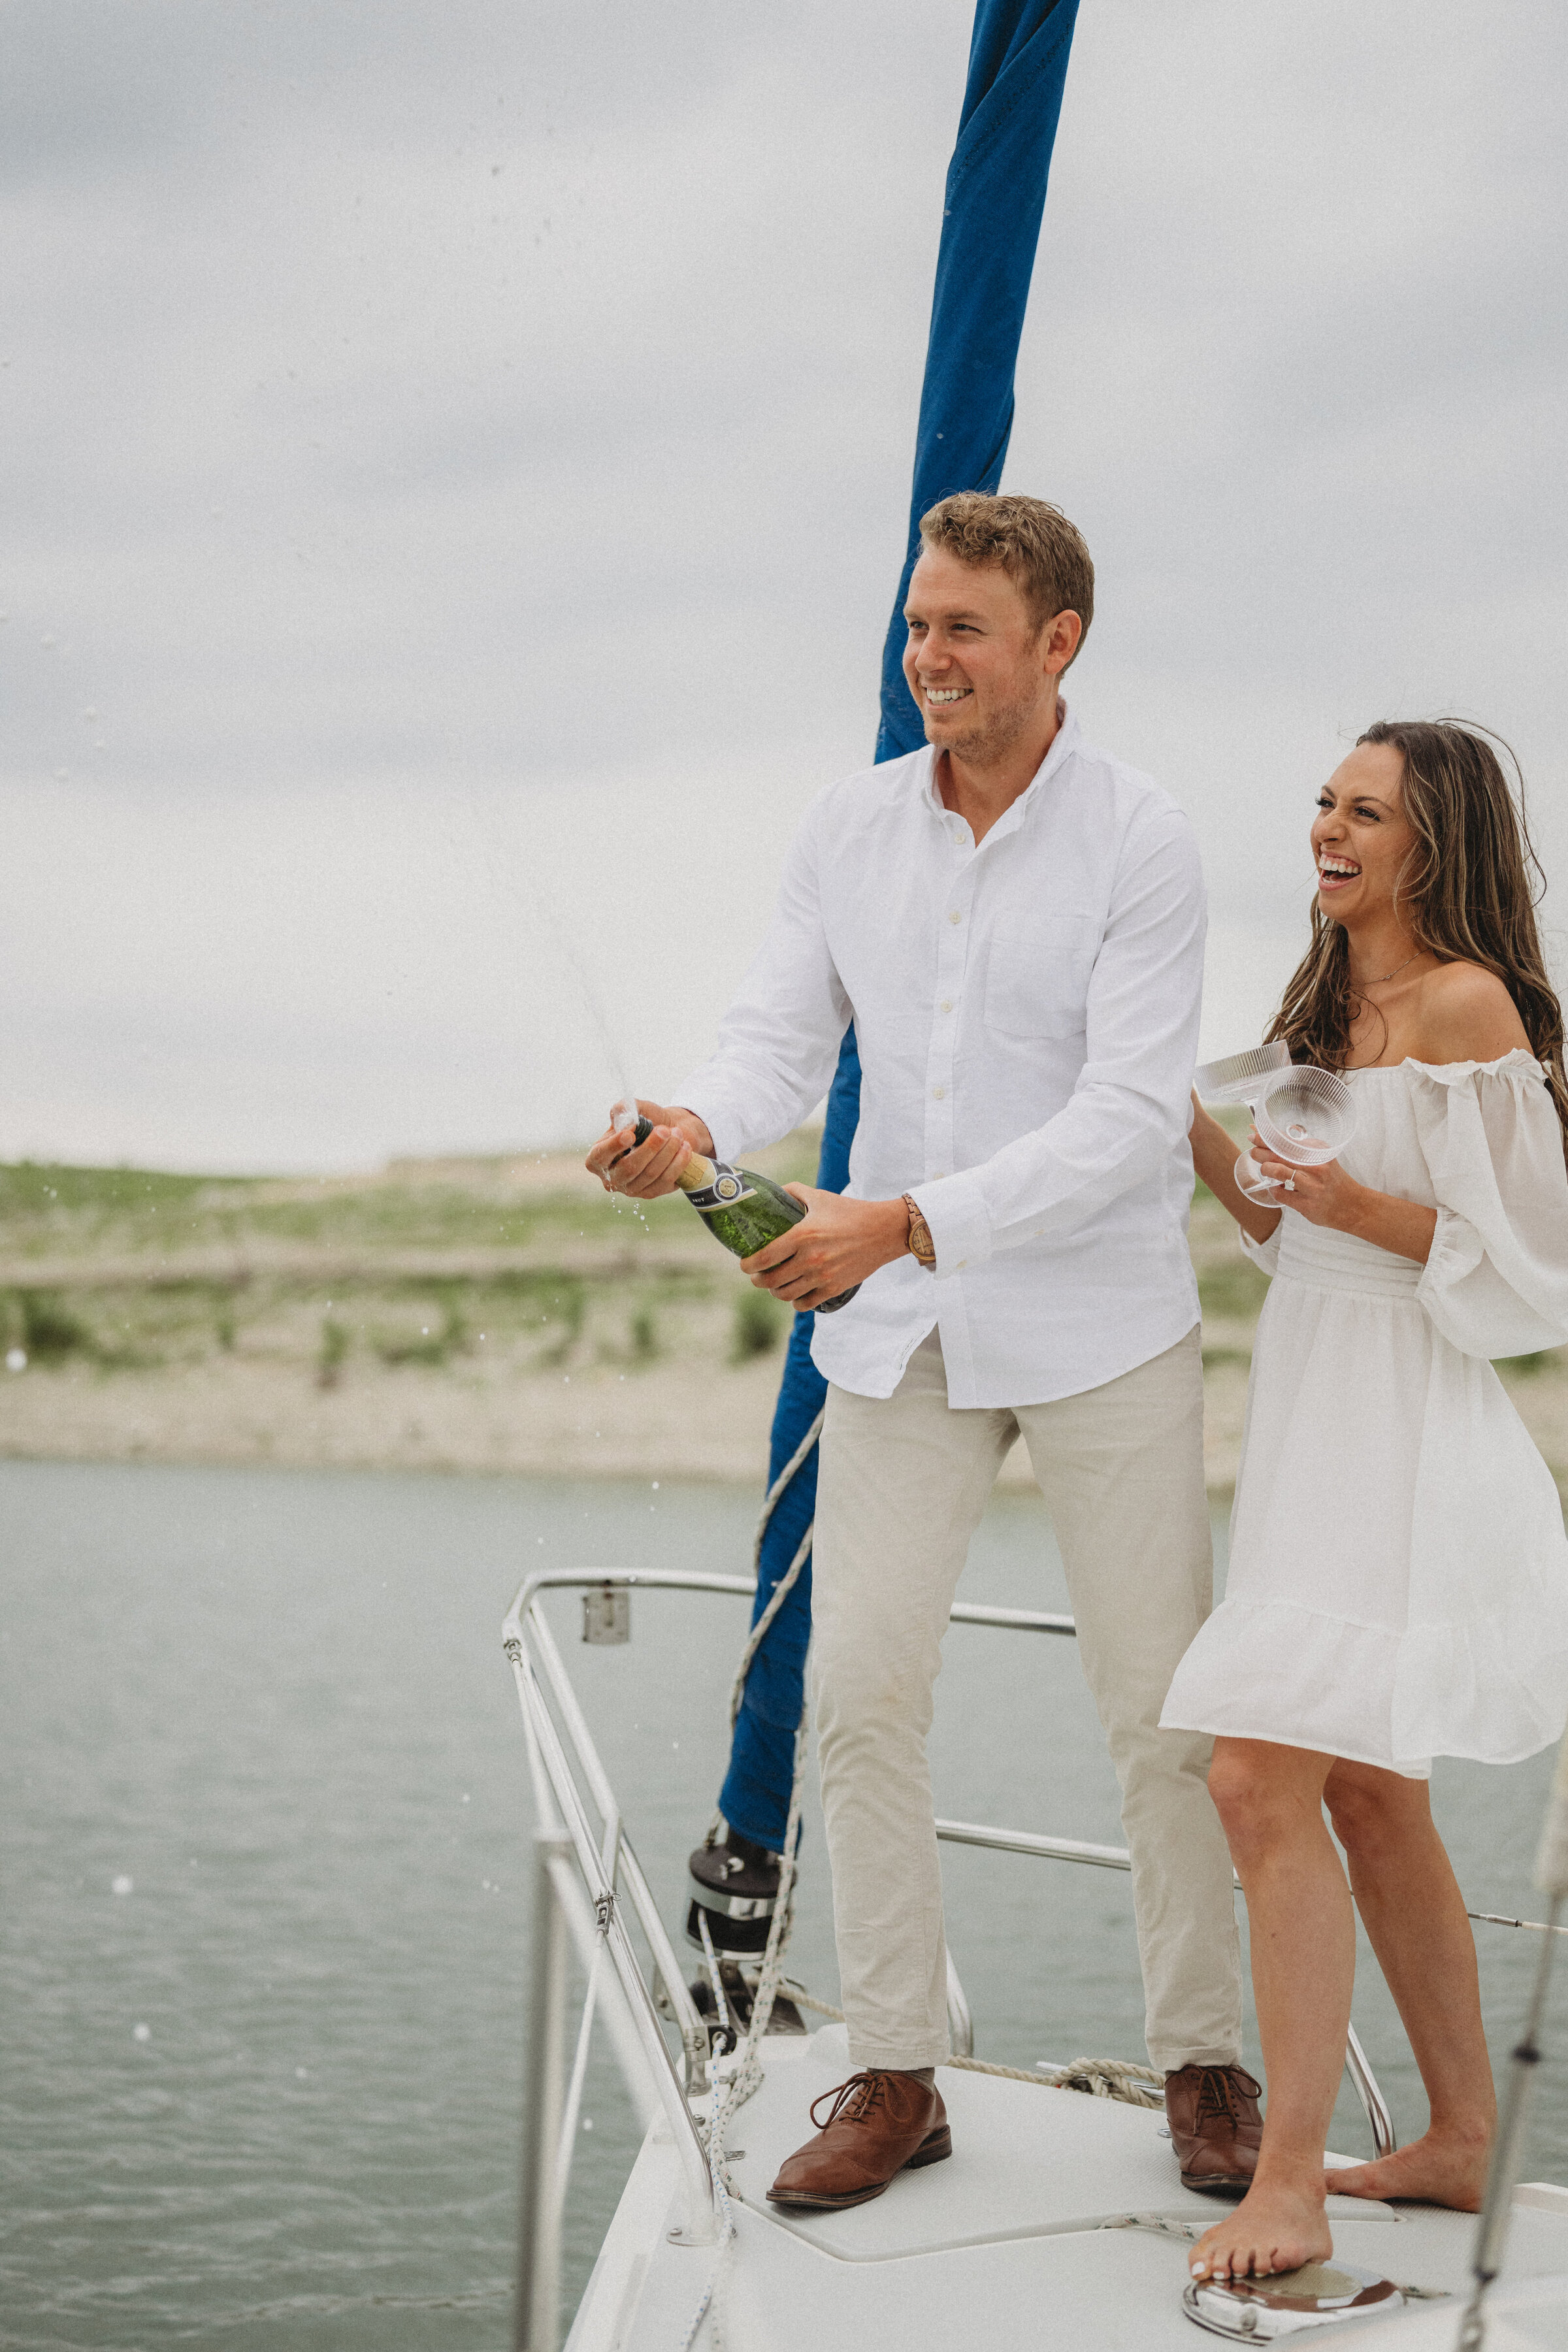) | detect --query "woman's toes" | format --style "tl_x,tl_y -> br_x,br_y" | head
1191,2229 -> 1249,2282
